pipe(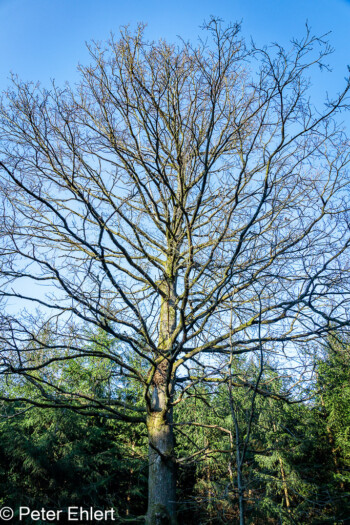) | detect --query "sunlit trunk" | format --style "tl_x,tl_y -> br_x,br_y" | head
146,276 -> 177,525
146,399 -> 176,524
